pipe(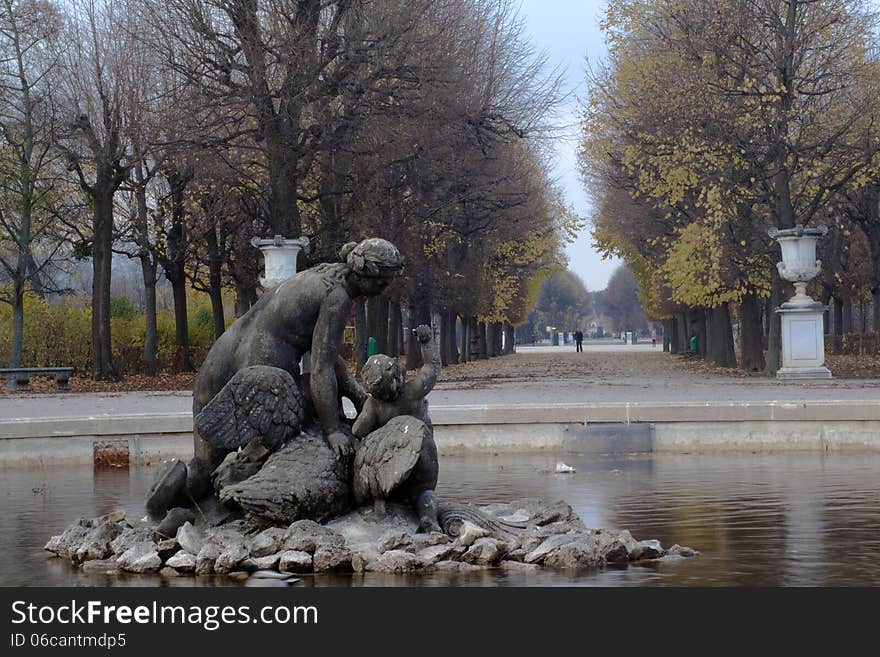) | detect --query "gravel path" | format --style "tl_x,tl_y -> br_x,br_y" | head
431,345 -> 880,405
2,344 -> 877,420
